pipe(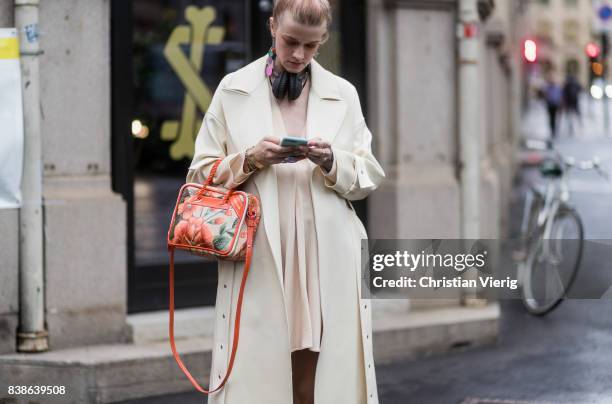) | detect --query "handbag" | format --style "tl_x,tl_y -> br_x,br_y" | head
167,158 -> 261,394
